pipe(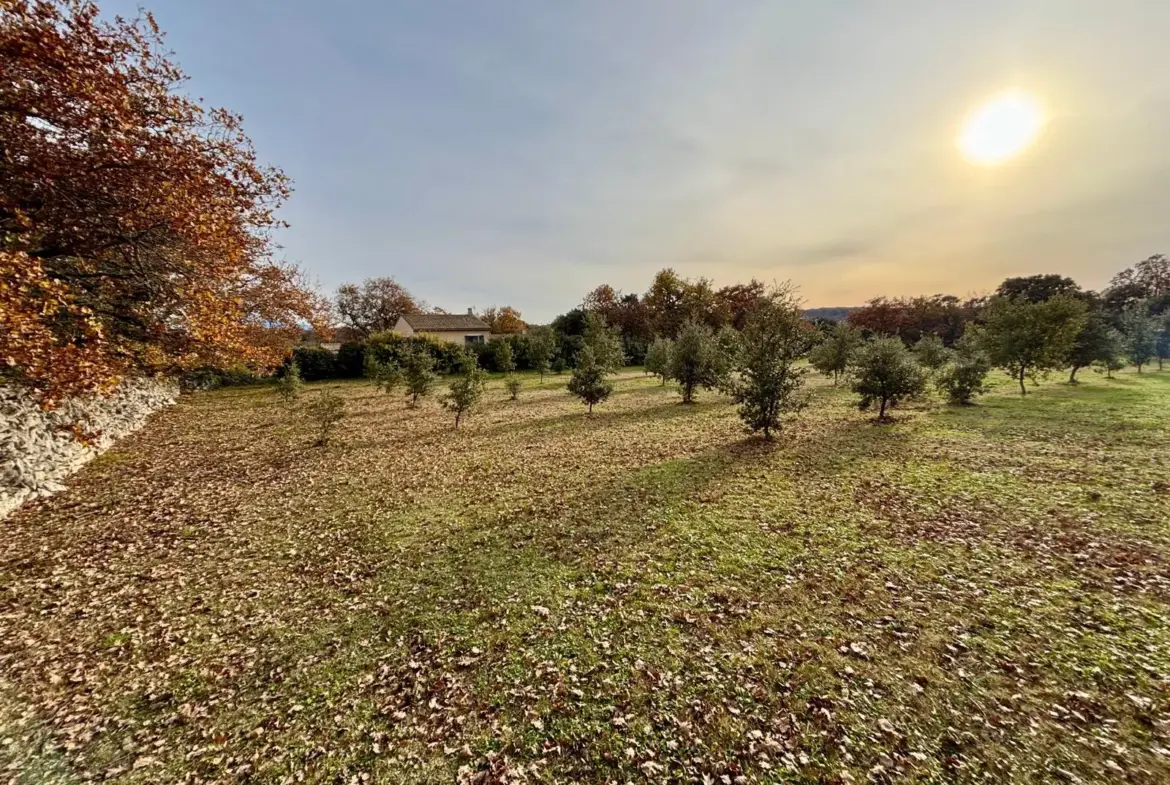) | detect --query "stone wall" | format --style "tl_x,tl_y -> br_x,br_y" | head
0,379 -> 178,519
